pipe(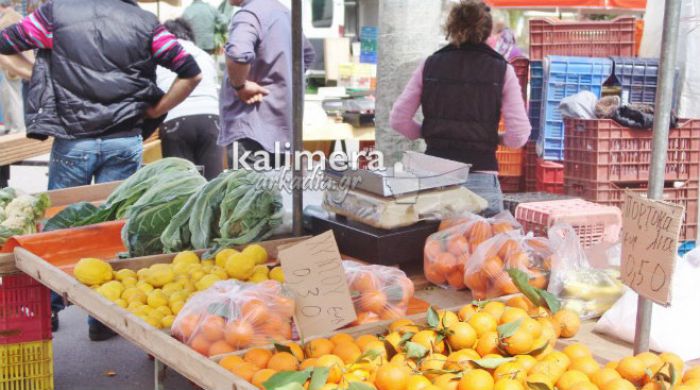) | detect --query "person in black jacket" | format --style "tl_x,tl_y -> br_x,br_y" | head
0,0 -> 202,341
